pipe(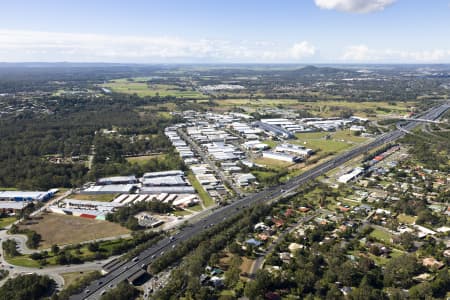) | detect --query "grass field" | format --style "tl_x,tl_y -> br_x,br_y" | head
126,154 -> 165,166
18,213 -> 130,249
253,157 -> 292,169
6,239 -> 128,268
102,79 -> 206,98
212,99 -> 414,117
262,139 -> 277,148
0,187 -> 18,191
370,228 -> 392,244
0,217 -> 16,228
397,213 -> 417,224
187,172 -> 215,207
5,254 -> 40,268
294,130 -> 368,154
61,271 -> 98,288
70,193 -> 117,202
